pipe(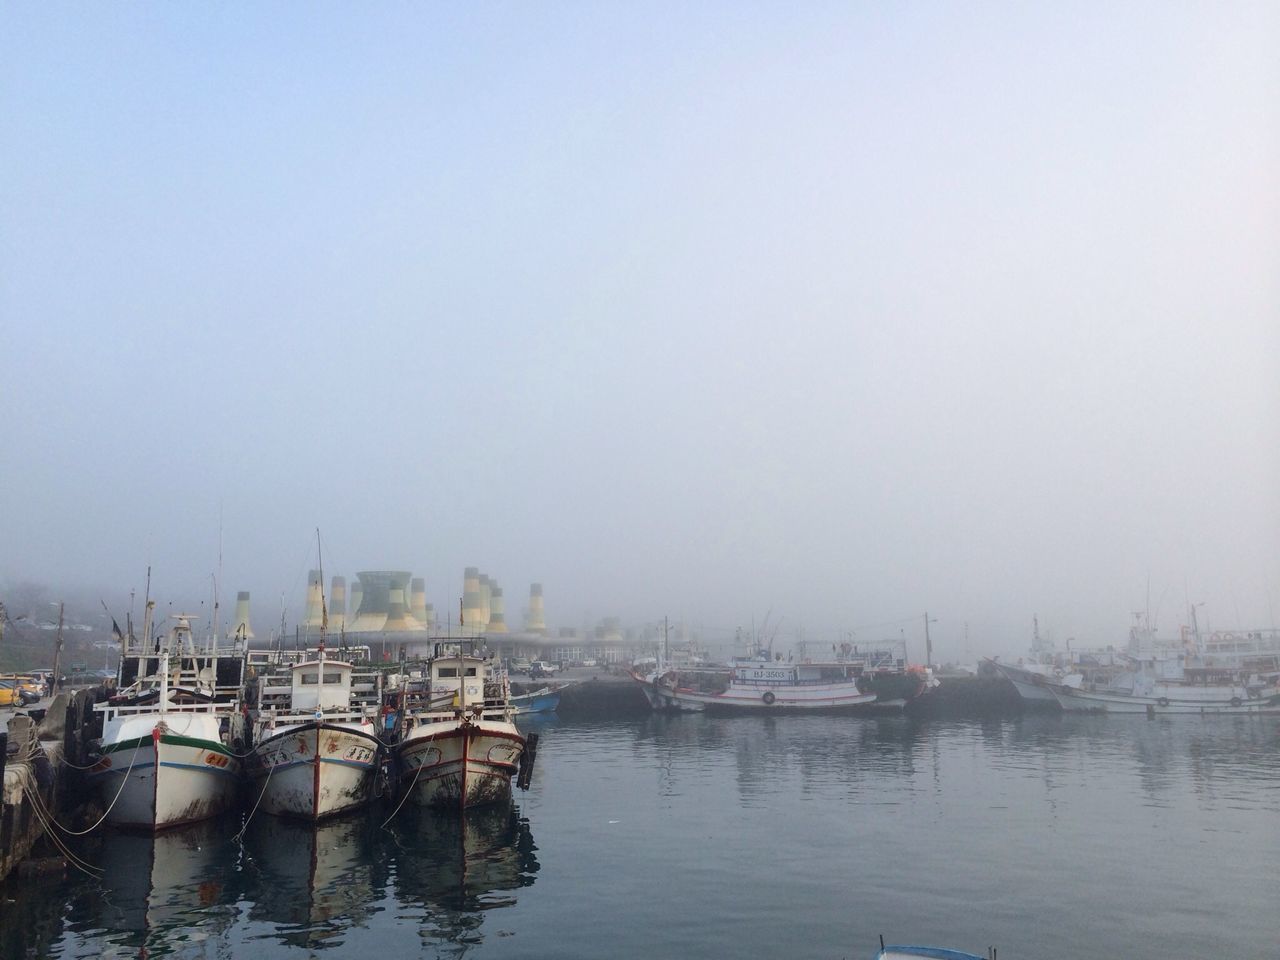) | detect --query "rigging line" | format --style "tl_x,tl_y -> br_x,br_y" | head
233,759 -> 275,843
380,756 -> 425,828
